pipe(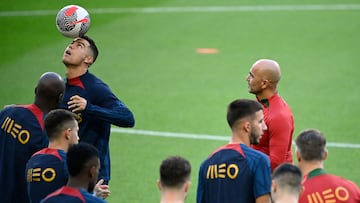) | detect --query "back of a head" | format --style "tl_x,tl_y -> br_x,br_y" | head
272,163 -> 302,195
227,99 -> 263,129
67,143 -> 99,177
160,156 -> 191,189
295,129 -> 326,161
44,109 -> 77,141
35,72 -> 65,104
